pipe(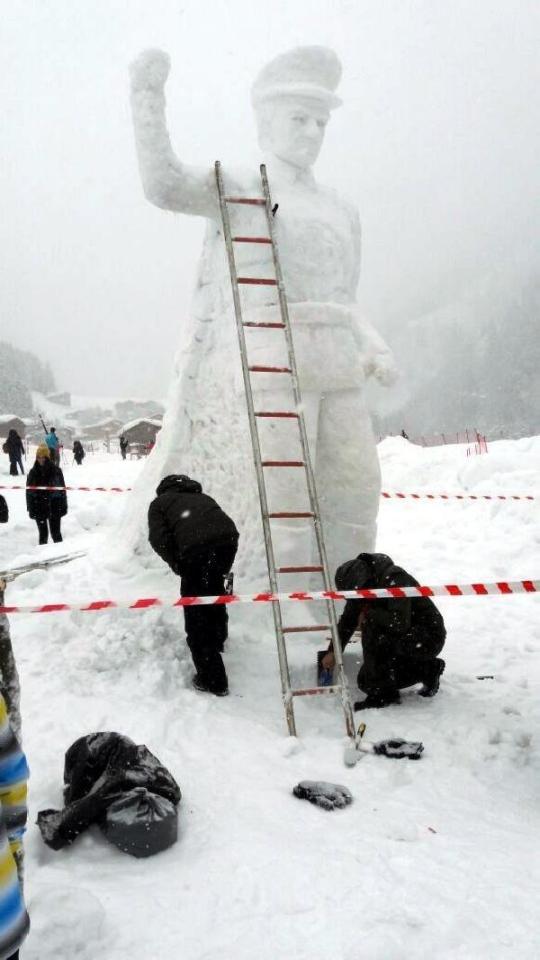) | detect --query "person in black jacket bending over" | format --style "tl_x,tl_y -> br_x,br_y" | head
322,553 -> 446,710
148,475 -> 239,697
26,443 -> 68,545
